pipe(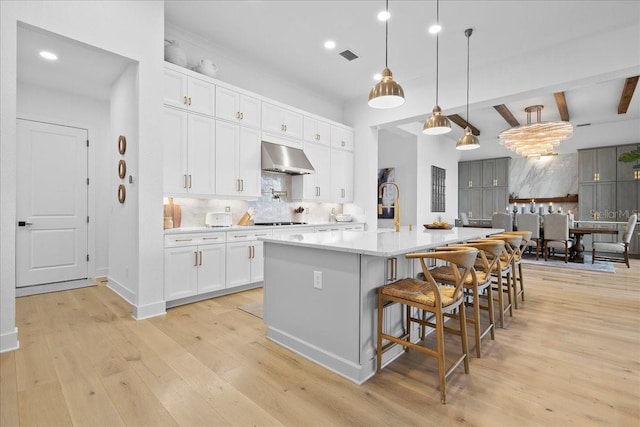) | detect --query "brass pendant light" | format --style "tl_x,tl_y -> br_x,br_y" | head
456,28 -> 480,150
423,0 -> 451,135
368,0 -> 405,109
